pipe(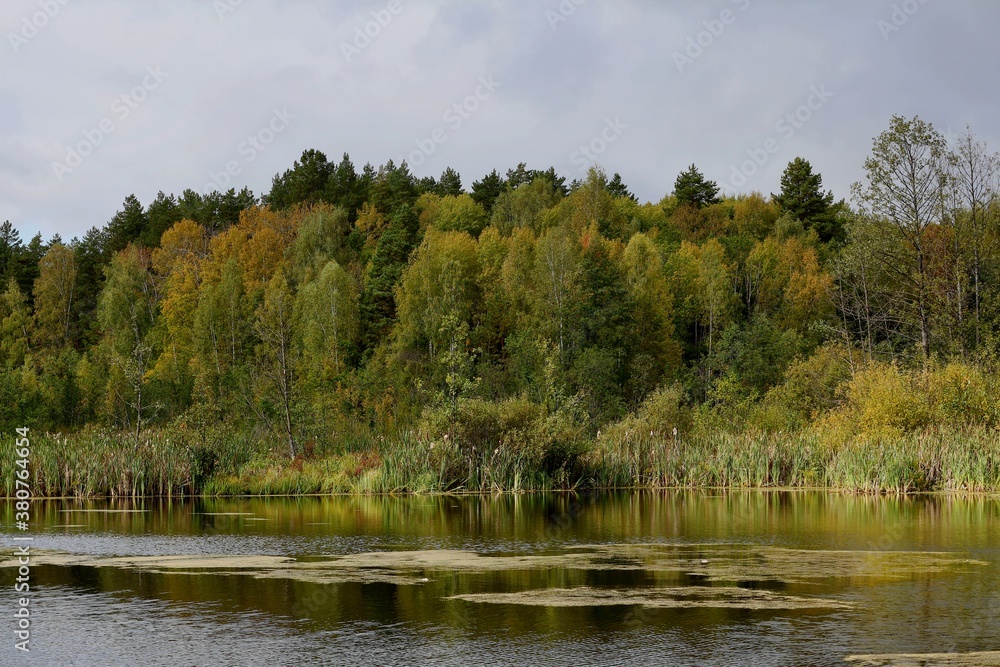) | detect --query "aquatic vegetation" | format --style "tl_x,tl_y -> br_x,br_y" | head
844,652 -> 1000,666
448,586 -> 852,610
3,422 -> 1000,497
6,544 -> 982,588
